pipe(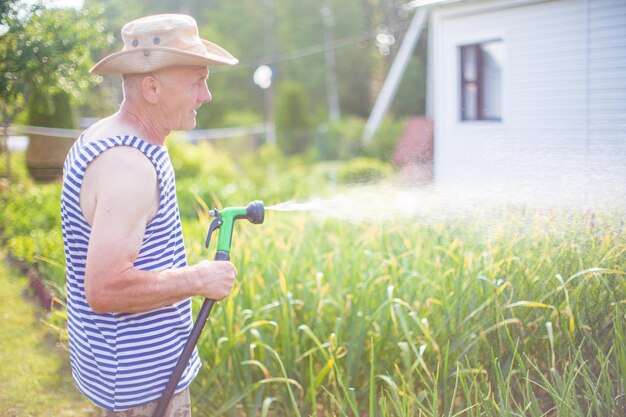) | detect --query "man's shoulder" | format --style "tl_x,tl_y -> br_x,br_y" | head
89,145 -> 157,180
81,113 -> 144,146
80,116 -> 156,176
81,115 -> 120,144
